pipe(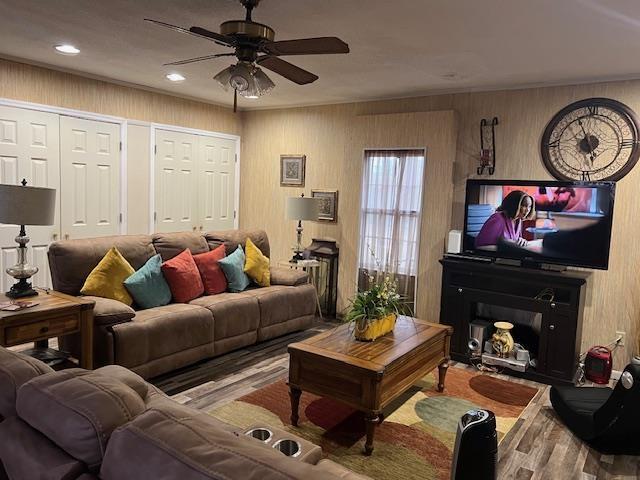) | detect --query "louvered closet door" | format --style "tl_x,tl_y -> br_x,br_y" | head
198,135 -> 236,232
0,106 -> 60,291
60,116 -> 121,240
155,130 -> 198,233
